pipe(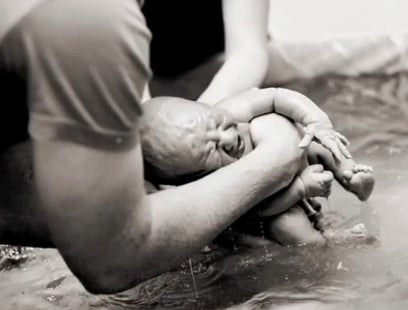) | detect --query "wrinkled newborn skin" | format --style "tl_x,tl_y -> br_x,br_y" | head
140,97 -> 310,247
140,97 -> 253,185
